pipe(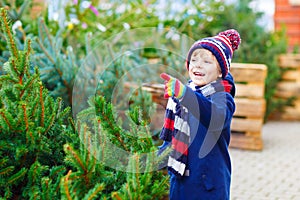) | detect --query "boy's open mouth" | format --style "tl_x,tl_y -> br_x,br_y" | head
193,72 -> 205,76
